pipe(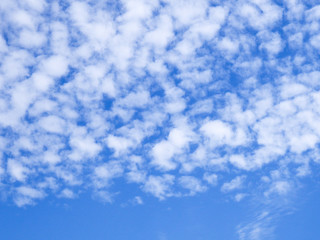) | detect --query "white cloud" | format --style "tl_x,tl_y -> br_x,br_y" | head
28,98 -> 57,116
132,196 -> 143,205
50,21 -> 70,56
200,120 -> 233,146
218,37 -> 239,54
31,72 -> 54,92
43,151 -> 61,165
151,127 -> 194,171
143,174 -> 175,200
0,35 -> 8,53
18,29 -> 46,48
11,10 -> 35,29
69,135 -> 102,160
235,193 -> 247,202
14,186 -> 45,207
167,0 -> 208,26
38,115 -> 66,134
179,176 -> 207,195
58,188 -> 76,199
21,0 -> 46,12
237,211 -> 274,240
151,141 -> 177,171
106,135 -> 134,156
310,34 -> 320,50
237,1 -> 282,30
41,55 -> 69,78
7,159 -> 29,182
289,134 -> 318,154
229,155 -> 253,170
221,176 -> 246,193
203,173 -> 218,186
265,181 -> 292,197
258,31 -> 283,56
93,161 -> 123,188
306,5 -> 320,22
117,90 -> 150,108
144,14 -> 174,51
280,83 -> 308,99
